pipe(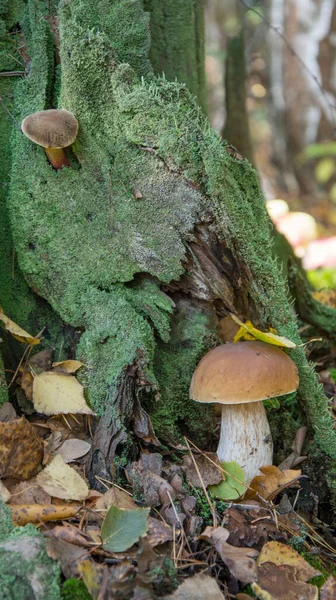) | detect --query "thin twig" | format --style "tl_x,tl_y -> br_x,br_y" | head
185,437 -> 217,528
0,71 -> 25,76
